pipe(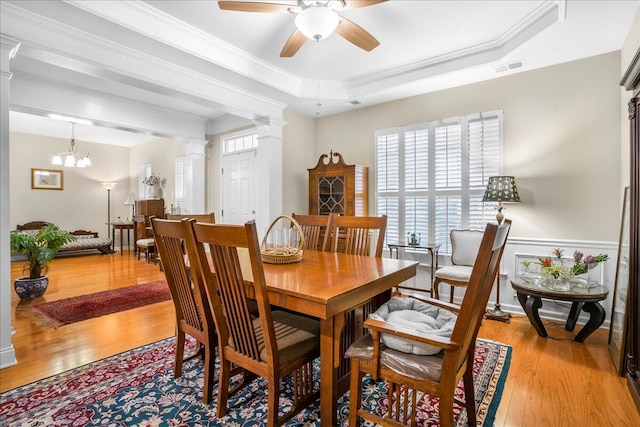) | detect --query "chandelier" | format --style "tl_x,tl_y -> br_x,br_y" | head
51,122 -> 91,168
